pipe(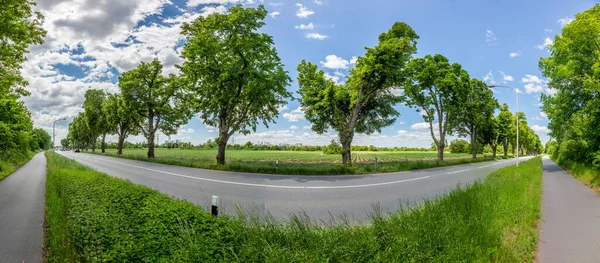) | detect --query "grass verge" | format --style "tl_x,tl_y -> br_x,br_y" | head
90,151 -> 508,175
0,151 -> 36,180
46,151 -> 541,262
